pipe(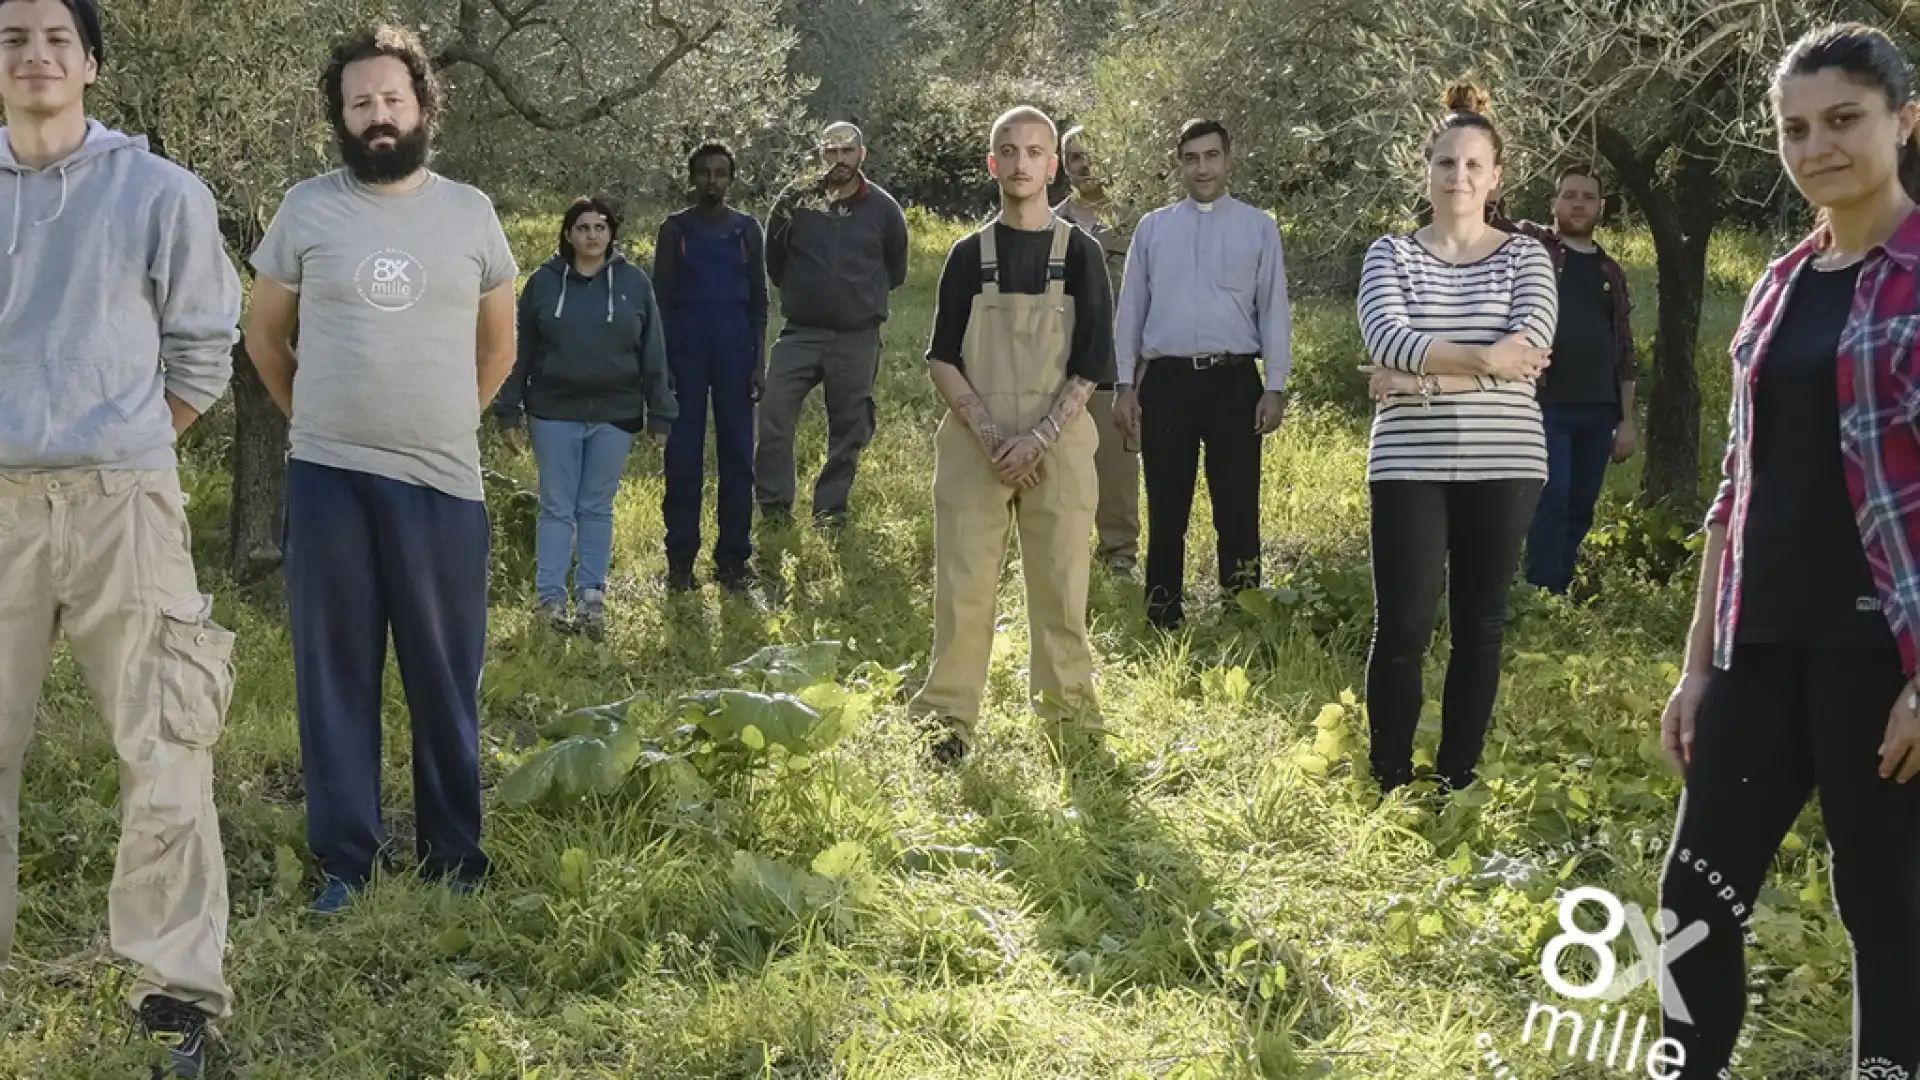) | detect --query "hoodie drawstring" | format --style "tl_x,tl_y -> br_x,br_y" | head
552,264 -> 617,322
39,166 -> 70,228
5,177 -> 19,256
7,165 -> 70,257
